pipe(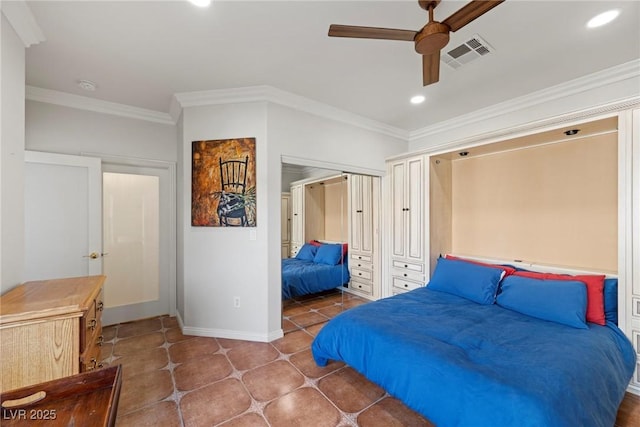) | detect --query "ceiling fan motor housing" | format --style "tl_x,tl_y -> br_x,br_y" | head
414,22 -> 450,55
